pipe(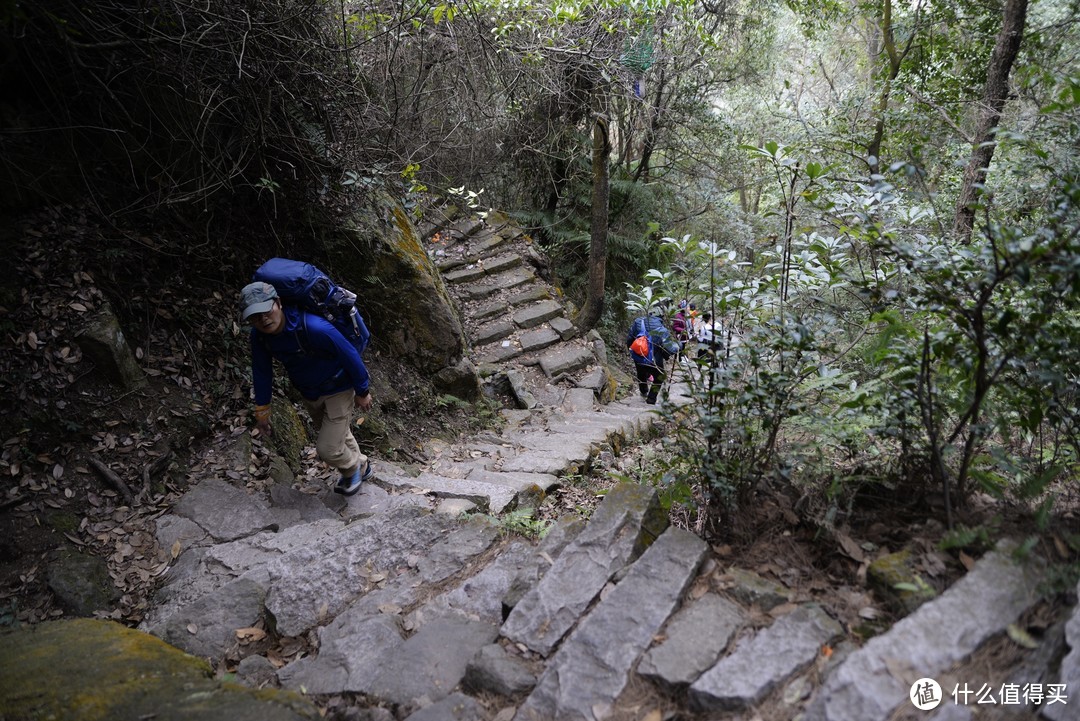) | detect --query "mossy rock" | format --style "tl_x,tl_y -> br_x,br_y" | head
77,302 -> 148,391
867,549 -> 937,614
0,619 -> 320,721
268,396 -> 308,472
46,552 -> 120,617
318,189 -> 468,375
